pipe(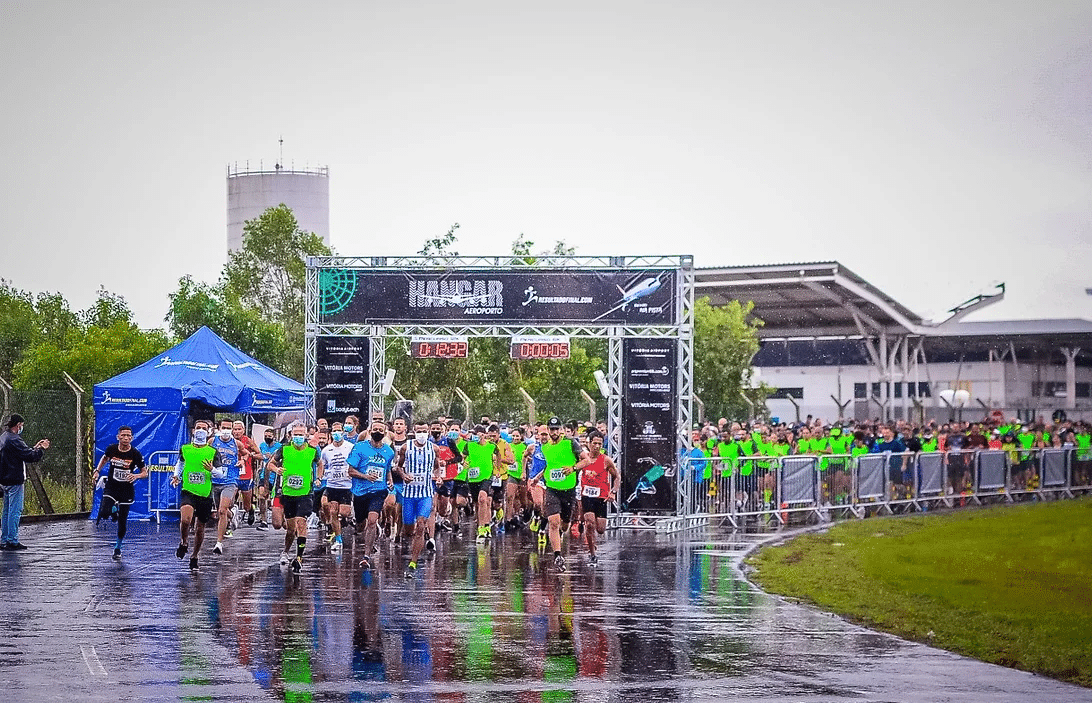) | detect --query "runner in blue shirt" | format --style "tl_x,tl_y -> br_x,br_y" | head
347,418 -> 395,568
257,429 -> 282,530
